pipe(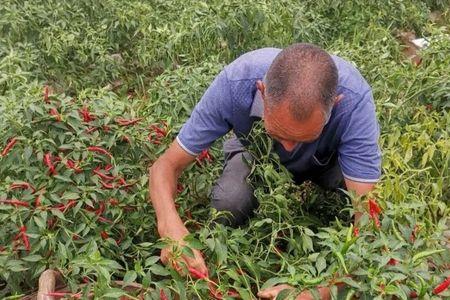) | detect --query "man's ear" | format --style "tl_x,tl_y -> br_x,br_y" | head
334,94 -> 344,105
256,80 -> 266,98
